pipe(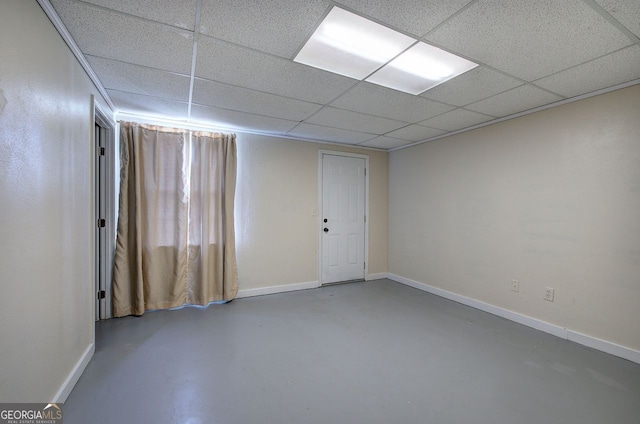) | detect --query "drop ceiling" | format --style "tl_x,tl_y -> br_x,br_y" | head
45,0 -> 640,150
